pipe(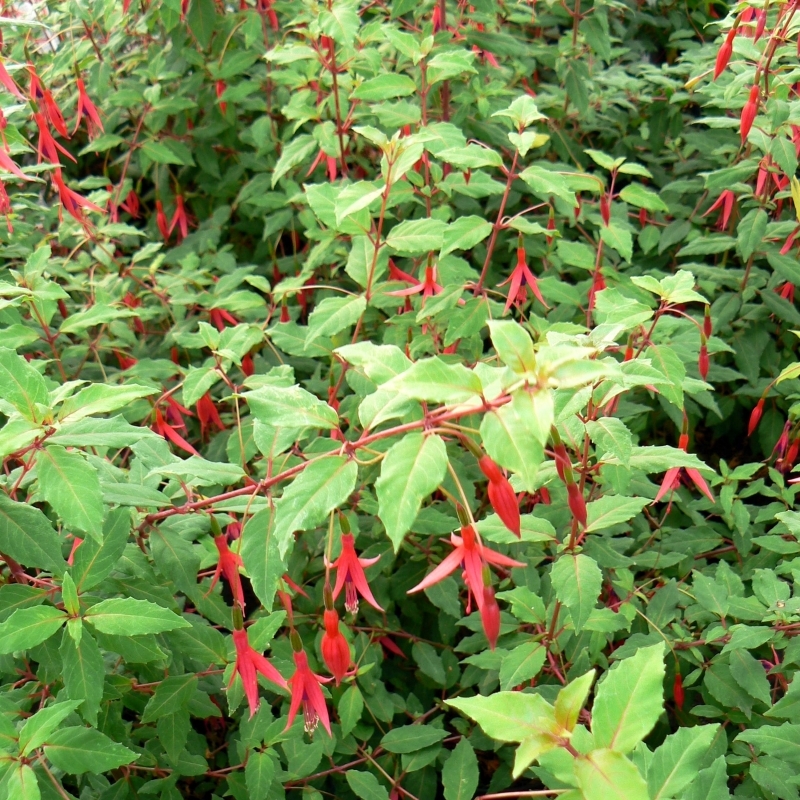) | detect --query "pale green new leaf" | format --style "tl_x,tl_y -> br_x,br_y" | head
306,295 -> 366,348
574,749 -> 649,800
0,606 -> 67,654
243,384 -> 338,429
376,433 -> 447,551
551,554 -> 602,632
